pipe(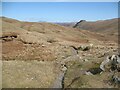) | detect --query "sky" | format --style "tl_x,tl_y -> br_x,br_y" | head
2,2 -> 118,22
2,0 -> 120,2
